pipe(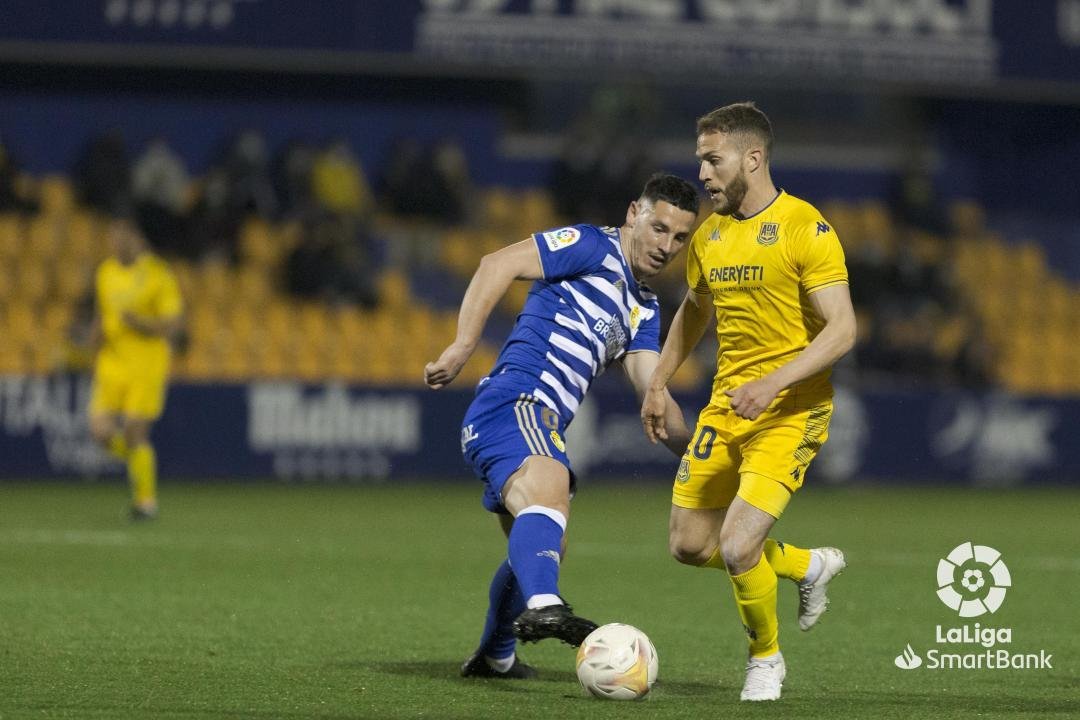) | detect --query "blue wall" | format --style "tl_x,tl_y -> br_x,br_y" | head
0,375 -> 1075,485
